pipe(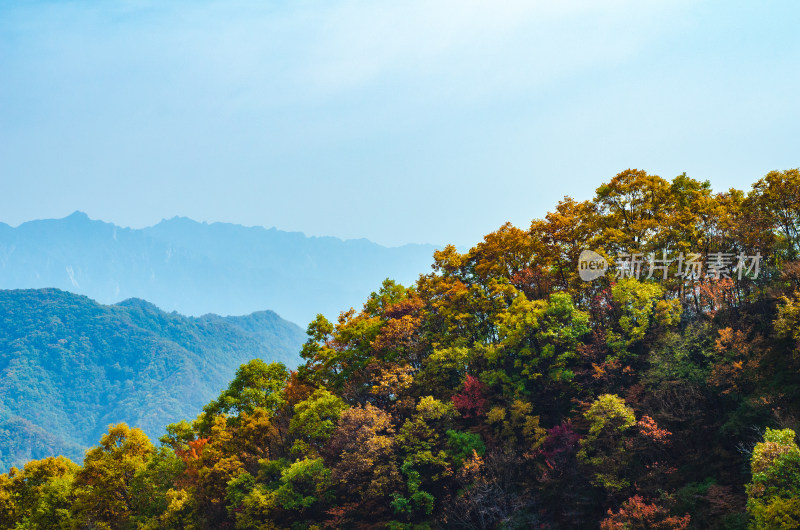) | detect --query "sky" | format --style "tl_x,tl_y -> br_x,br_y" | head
1,0 -> 799,247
